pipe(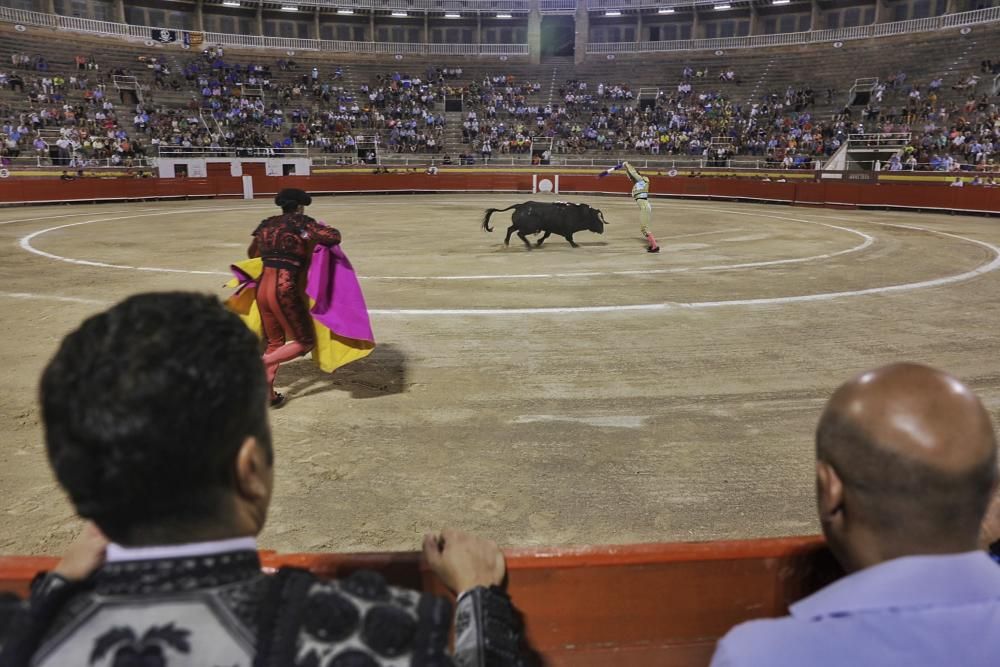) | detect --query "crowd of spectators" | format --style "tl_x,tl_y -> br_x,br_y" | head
3,42 -> 1000,170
